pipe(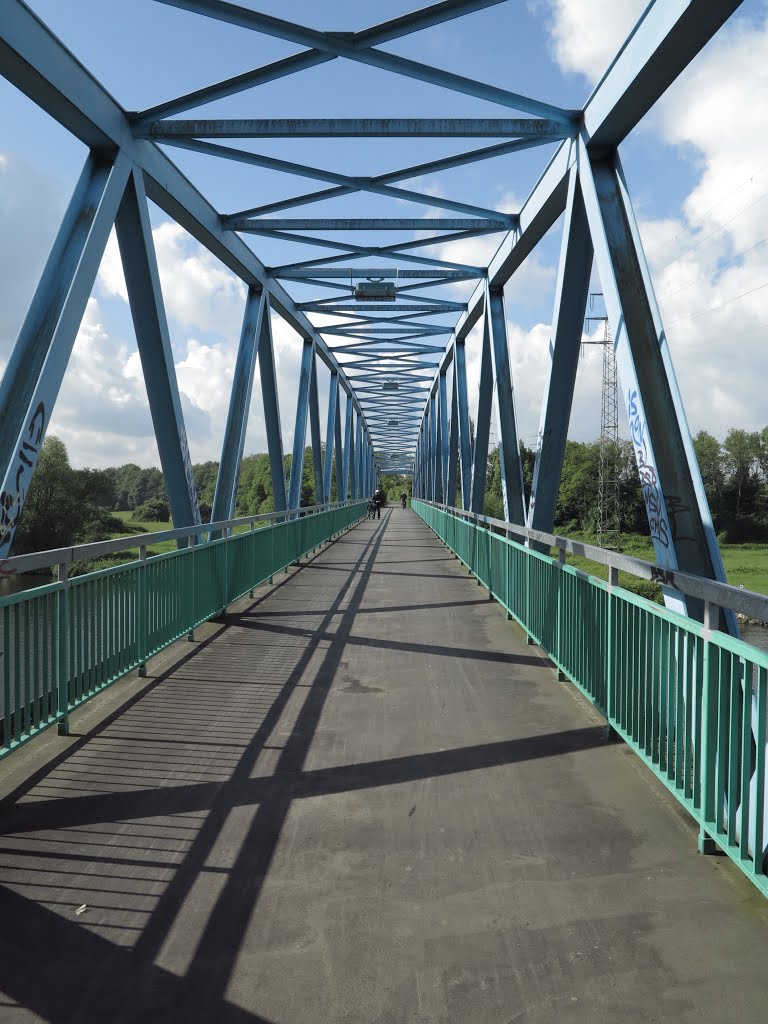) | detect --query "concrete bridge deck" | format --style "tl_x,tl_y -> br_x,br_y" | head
0,511 -> 767,1023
